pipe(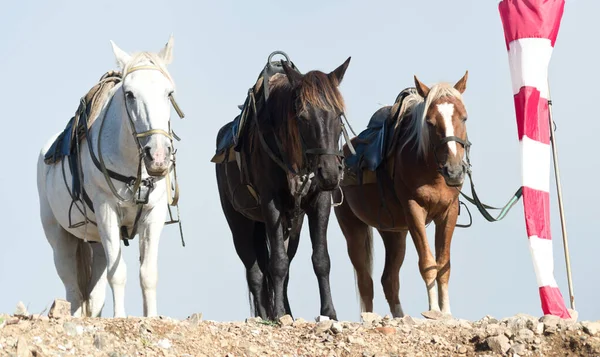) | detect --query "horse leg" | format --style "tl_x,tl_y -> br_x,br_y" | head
405,200 -> 441,319
283,215 -> 303,317
378,230 -> 408,318
138,211 -> 168,318
262,197 -> 289,320
45,224 -> 85,317
306,191 -> 337,320
434,201 -> 459,316
88,242 -> 107,317
333,192 -> 374,313
218,187 -> 269,319
96,201 -> 127,318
